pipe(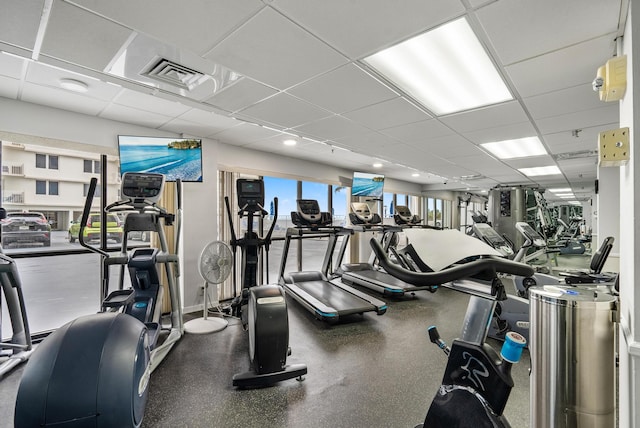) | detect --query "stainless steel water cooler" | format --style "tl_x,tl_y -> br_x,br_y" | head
529,285 -> 617,427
